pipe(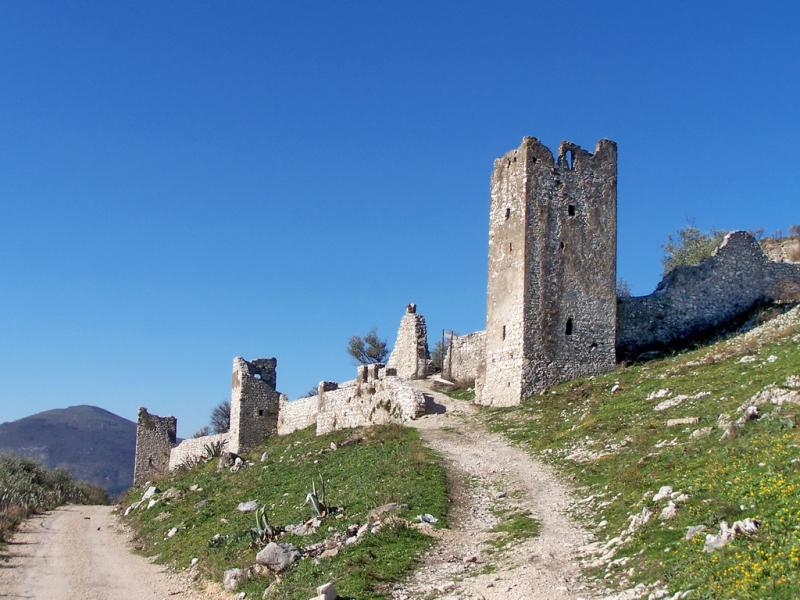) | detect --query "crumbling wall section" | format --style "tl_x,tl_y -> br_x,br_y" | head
480,137 -> 617,406
315,365 -> 426,435
443,331 -> 486,386
133,408 -> 177,484
229,357 -> 283,454
168,433 -> 229,471
386,304 -> 432,379
618,231 -> 800,359
277,394 -> 320,435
